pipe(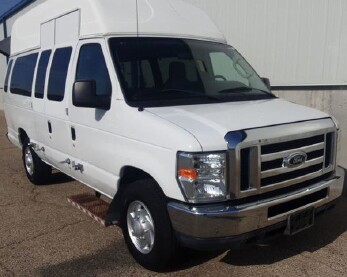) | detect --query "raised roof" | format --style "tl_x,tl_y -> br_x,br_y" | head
11,0 -> 226,55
